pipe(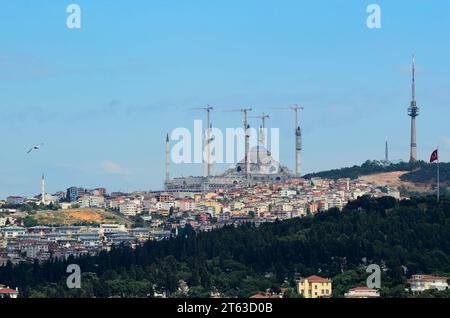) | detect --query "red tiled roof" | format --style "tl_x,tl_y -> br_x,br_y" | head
305,275 -> 331,282
250,293 -> 267,298
250,293 -> 282,299
410,275 -> 448,281
0,288 -> 18,294
349,286 -> 376,291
